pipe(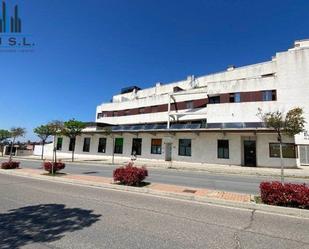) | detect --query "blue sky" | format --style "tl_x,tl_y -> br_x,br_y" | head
0,0 -> 308,141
